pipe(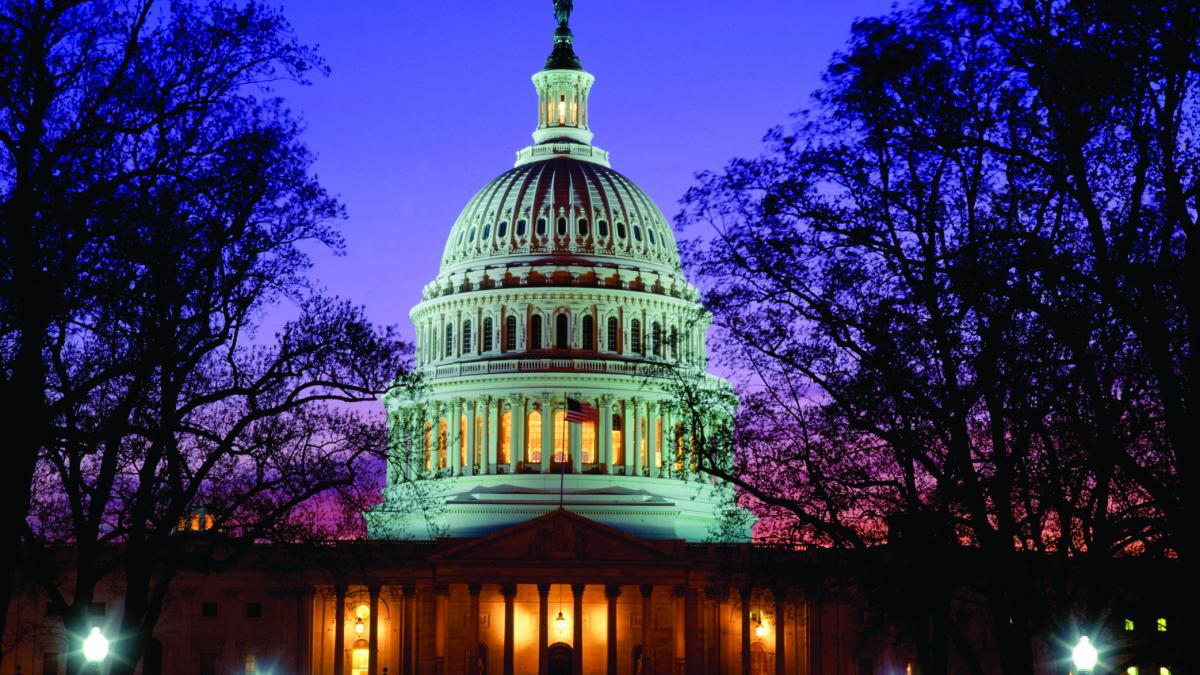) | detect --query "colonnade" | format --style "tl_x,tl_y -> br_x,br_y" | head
389,394 -> 721,483
317,581 -> 798,675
